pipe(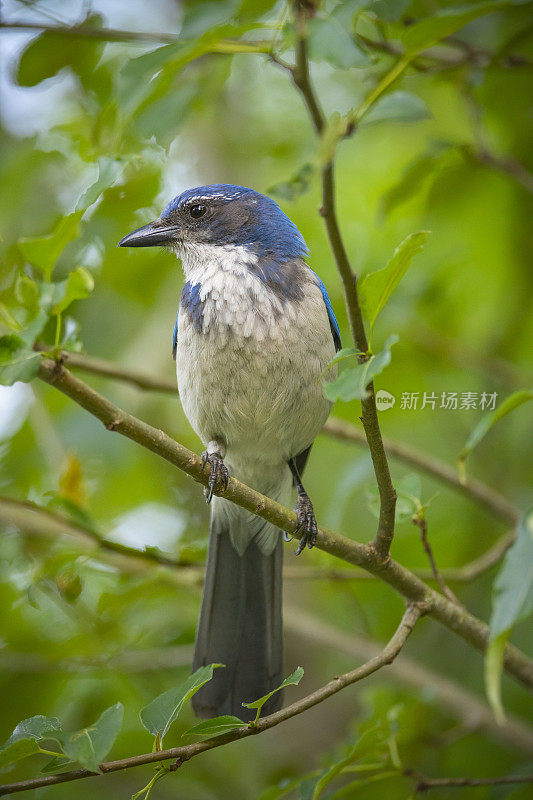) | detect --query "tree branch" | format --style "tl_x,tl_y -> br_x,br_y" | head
0,19 -> 178,42
0,606 -> 422,795
405,769 -> 533,793
34,359 -> 533,692
287,606 -> 533,756
290,6 -> 397,562
324,417 -> 518,527
0,495 -> 198,574
0,494 -> 515,593
412,515 -> 462,605
45,348 -> 519,529
2,607 -> 533,754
